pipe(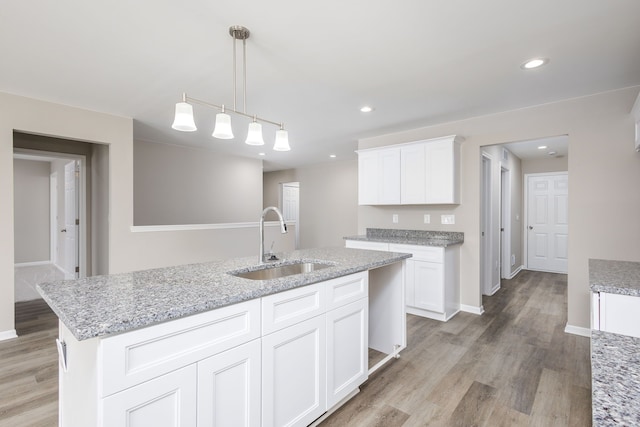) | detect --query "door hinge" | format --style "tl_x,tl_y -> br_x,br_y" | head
75,266 -> 79,273
75,218 -> 79,225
